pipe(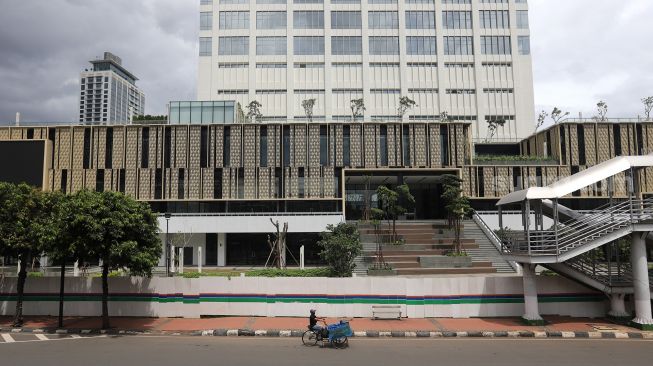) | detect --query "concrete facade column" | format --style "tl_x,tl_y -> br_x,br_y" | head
630,233 -> 653,329
607,293 -> 629,318
522,263 -> 543,324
